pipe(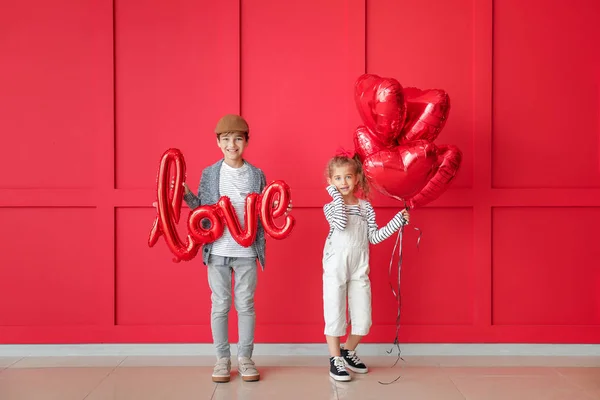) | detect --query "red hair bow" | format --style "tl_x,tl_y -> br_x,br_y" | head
335,147 -> 355,159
